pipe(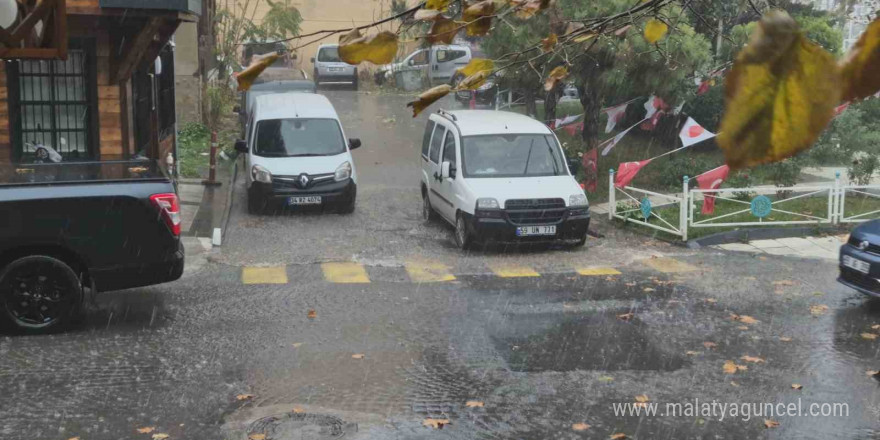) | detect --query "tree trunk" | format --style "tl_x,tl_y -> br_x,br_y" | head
578,84 -> 601,151
524,88 -> 537,118
544,86 -> 560,125
198,0 -> 216,126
